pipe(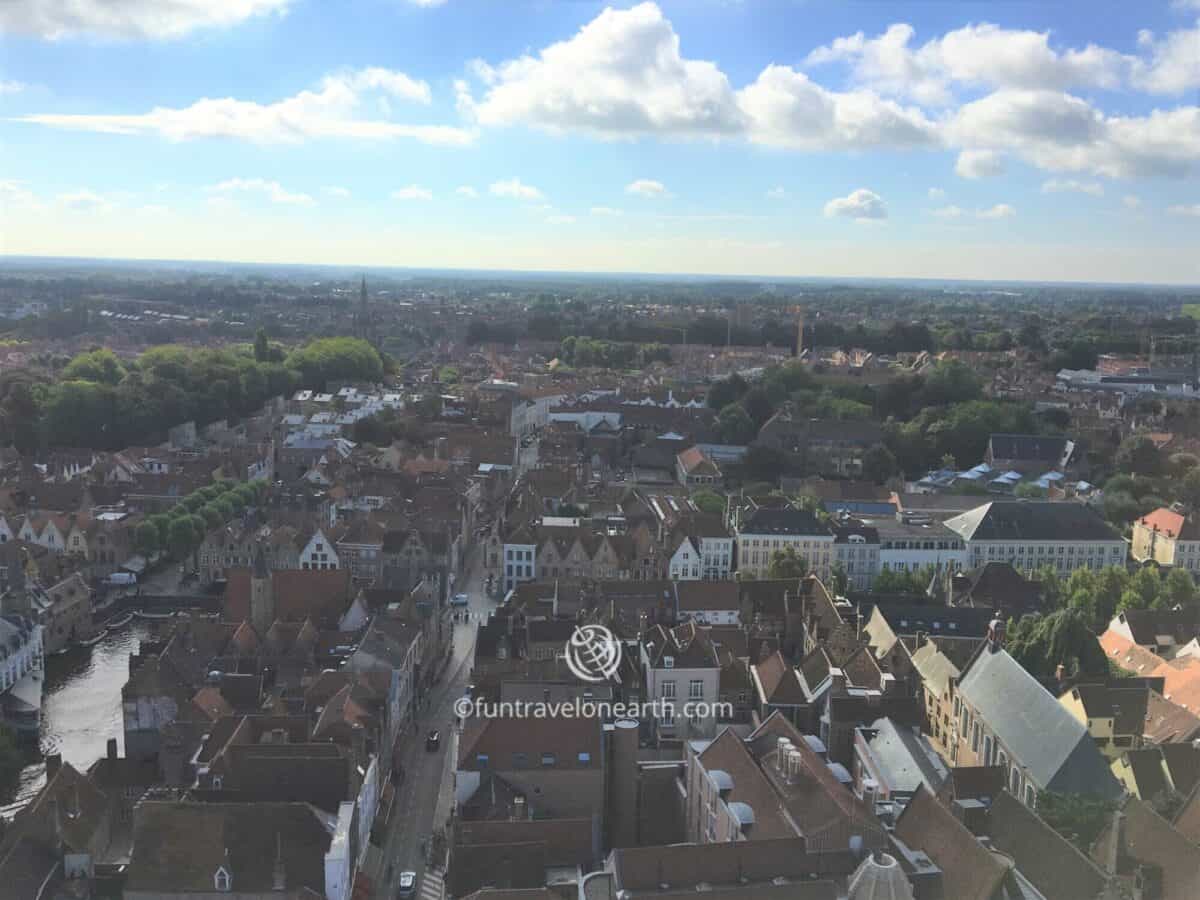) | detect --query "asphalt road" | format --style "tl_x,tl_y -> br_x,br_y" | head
372,549 -> 490,900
